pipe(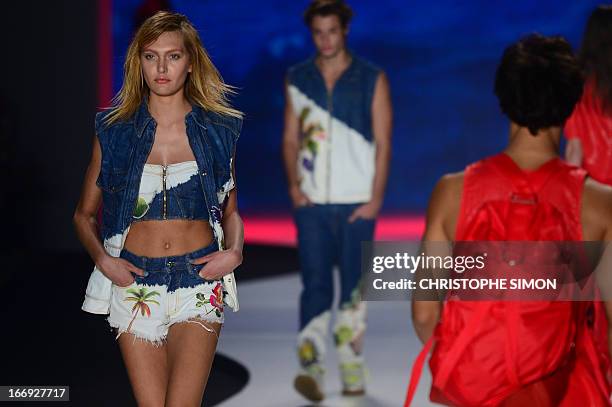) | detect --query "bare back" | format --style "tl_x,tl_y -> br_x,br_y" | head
430,166 -> 612,243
